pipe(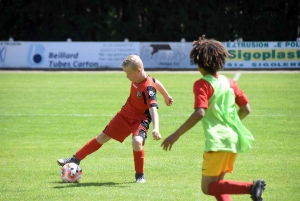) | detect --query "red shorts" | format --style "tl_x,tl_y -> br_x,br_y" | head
103,112 -> 150,144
